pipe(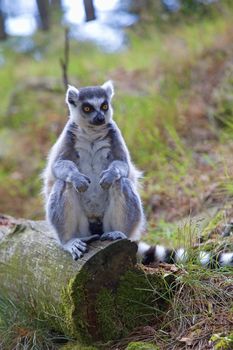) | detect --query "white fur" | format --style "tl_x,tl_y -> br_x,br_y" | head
137,241 -> 150,257
102,80 -> 114,98
129,217 -> 145,241
199,251 -> 211,266
155,245 -> 166,262
219,252 -> 233,266
66,85 -> 79,103
175,248 -> 188,263
41,123 -> 69,201
66,85 -> 80,120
